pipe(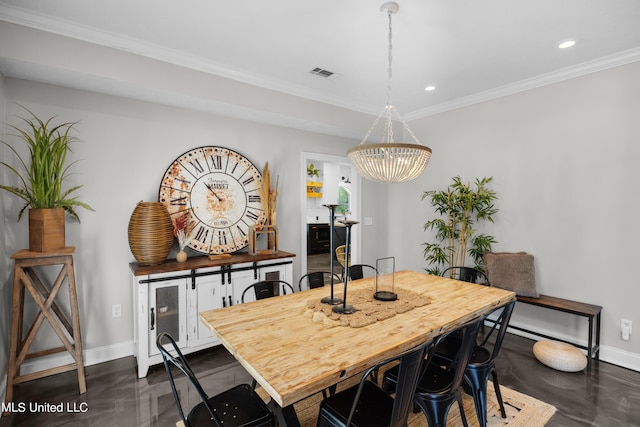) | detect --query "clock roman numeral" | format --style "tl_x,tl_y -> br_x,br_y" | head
170,196 -> 188,206
217,230 -> 227,245
248,195 -> 260,204
194,225 -> 209,243
245,210 -> 259,222
236,225 -> 247,237
211,155 -> 222,170
173,176 -> 191,186
230,162 -> 239,175
242,176 -> 255,186
188,158 -> 205,175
